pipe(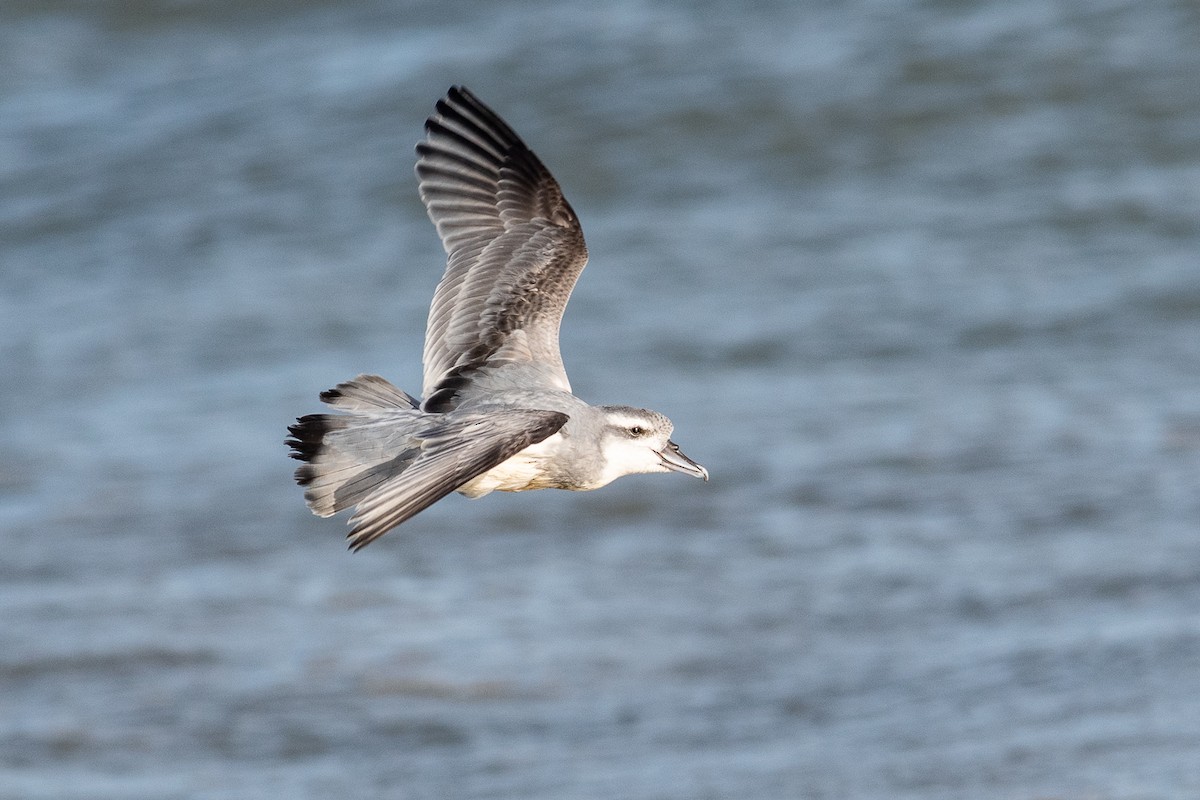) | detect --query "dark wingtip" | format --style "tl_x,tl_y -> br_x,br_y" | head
286,414 -> 330,464
294,465 -> 315,487
347,527 -> 381,553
